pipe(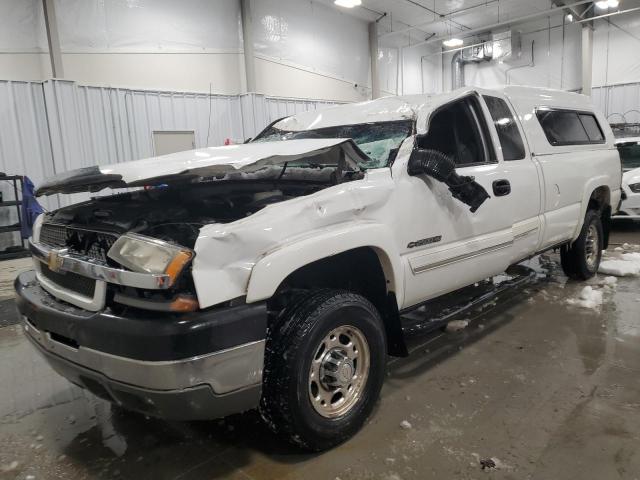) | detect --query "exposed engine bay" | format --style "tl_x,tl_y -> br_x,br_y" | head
43,176 -> 353,249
